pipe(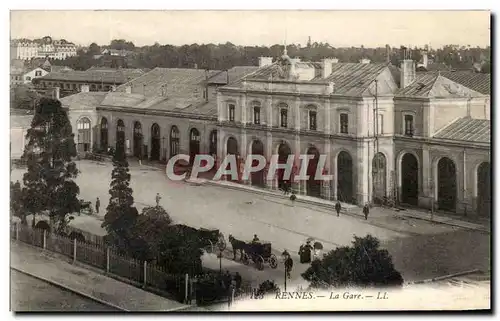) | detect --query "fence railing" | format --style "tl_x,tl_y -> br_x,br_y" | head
11,222 -> 189,303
